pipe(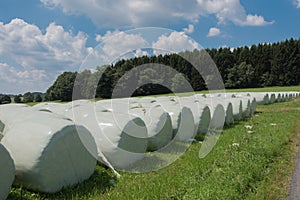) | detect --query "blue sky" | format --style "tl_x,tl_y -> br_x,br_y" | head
0,0 -> 300,94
